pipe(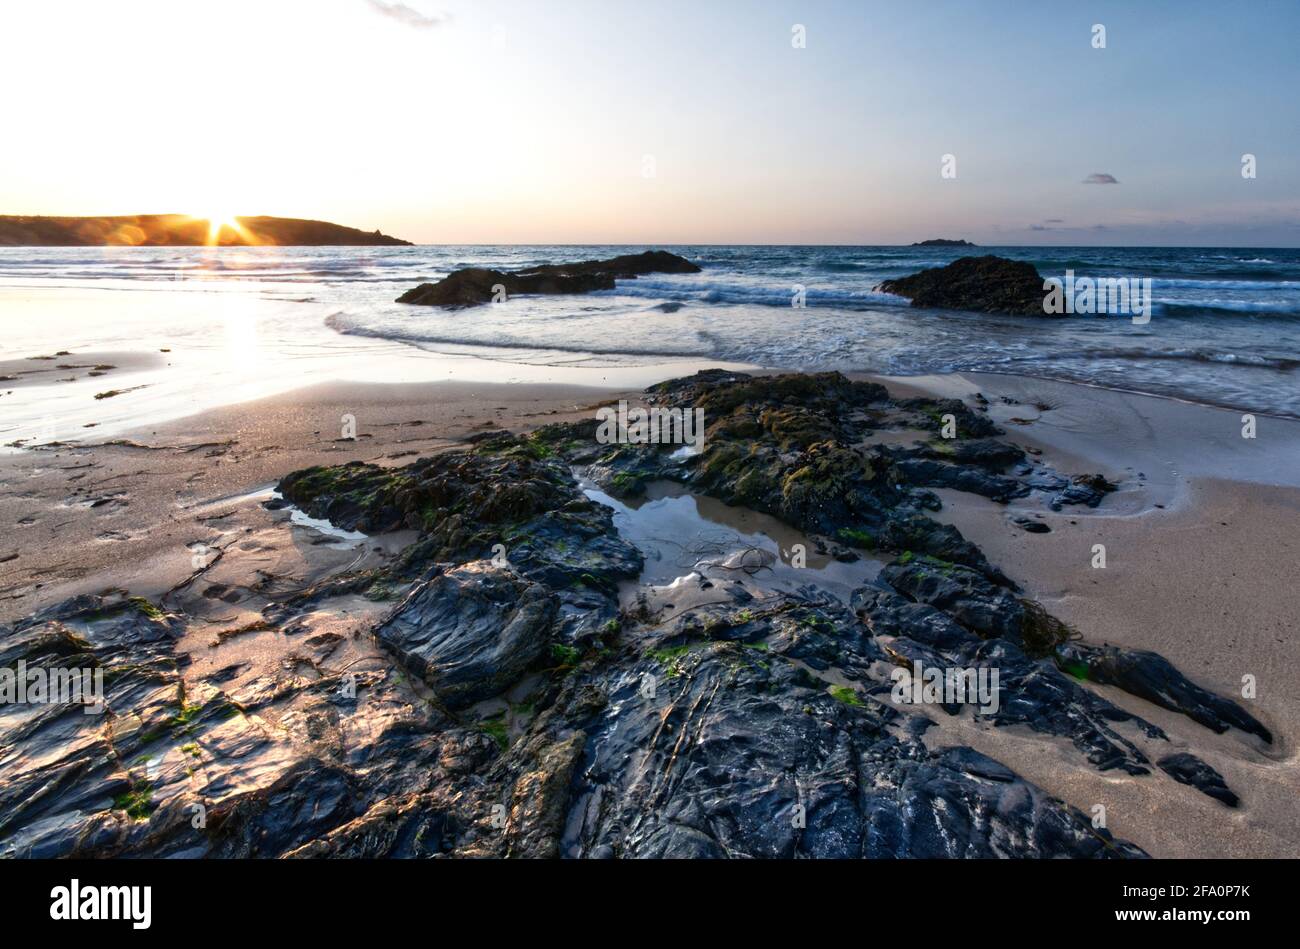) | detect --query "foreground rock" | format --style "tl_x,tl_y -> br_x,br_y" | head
376,562 -> 557,709
396,250 -> 702,307
564,640 -> 1141,858
877,255 -> 1049,316
0,370 -> 1271,859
